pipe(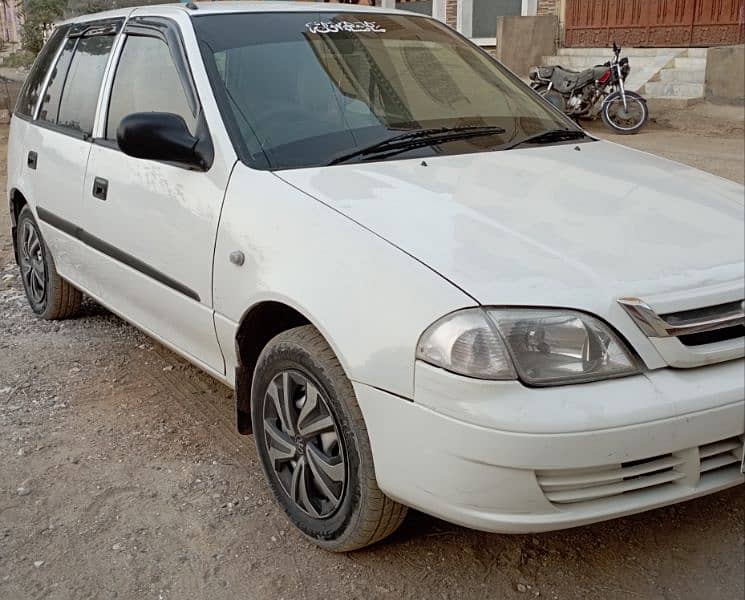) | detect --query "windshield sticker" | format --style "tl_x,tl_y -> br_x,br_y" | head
305,20 -> 387,34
